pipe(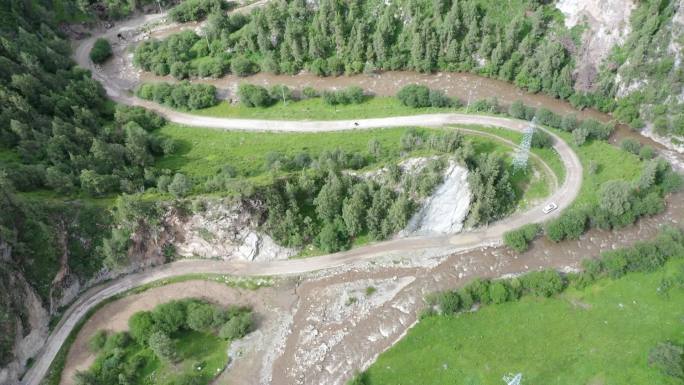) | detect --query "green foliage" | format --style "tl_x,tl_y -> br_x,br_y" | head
238,84 -> 273,107
544,209 -> 587,242
531,129 -> 553,148
186,301 -> 215,331
396,84 -> 454,108
134,0 -> 576,106
508,100 -> 536,120
89,38 -> 112,64
88,330 -> 107,352
503,223 -> 541,252
137,82 -> 218,110
230,55 -> 256,77
322,87 -> 365,105
149,331 -> 176,362
168,0 -> 226,22
79,298 -> 253,385
128,311 -> 156,345
649,342 -> 684,379
168,173 -> 192,197
520,270 -> 565,297
218,312 -> 253,340
396,85 -> 430,107
152,300 -> 188,334
366,255 -> 684,384
466,153 -> 515,226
